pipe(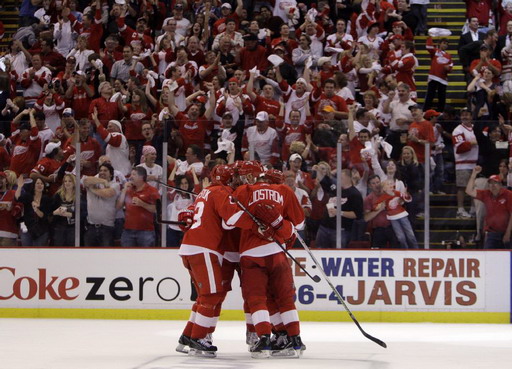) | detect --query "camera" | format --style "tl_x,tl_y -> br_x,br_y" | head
48,82 -> 54,90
